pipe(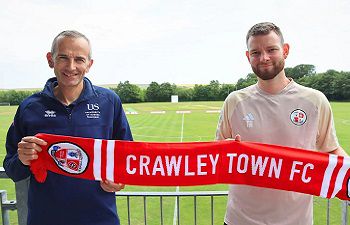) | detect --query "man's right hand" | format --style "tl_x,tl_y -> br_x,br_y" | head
225,134 -> 241,142
234,134 -> 241,142
17,136 -> 47,165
